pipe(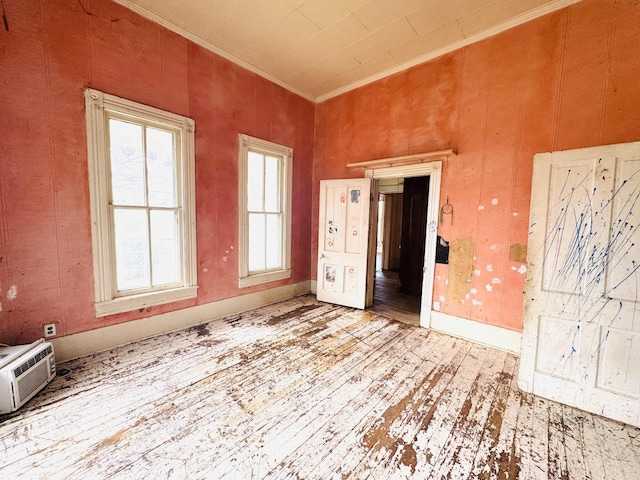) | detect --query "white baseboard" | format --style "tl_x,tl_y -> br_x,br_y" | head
429,311 -> 521,356
52,281 -> 520,362
52,281 -> 311,362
